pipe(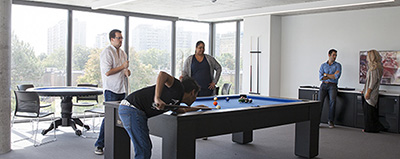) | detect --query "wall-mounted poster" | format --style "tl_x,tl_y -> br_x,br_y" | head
360,50 -> 400,85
